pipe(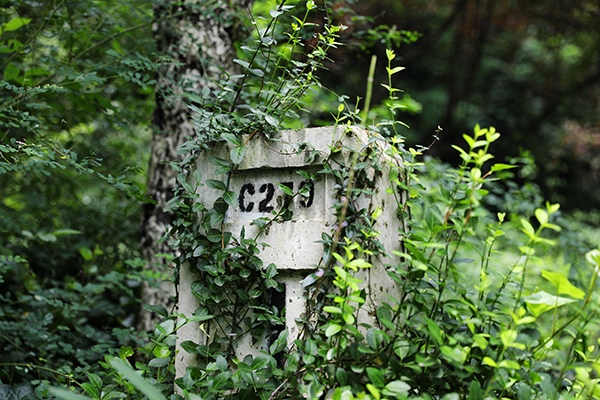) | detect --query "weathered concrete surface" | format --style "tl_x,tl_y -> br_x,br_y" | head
175,126 -> 405,377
